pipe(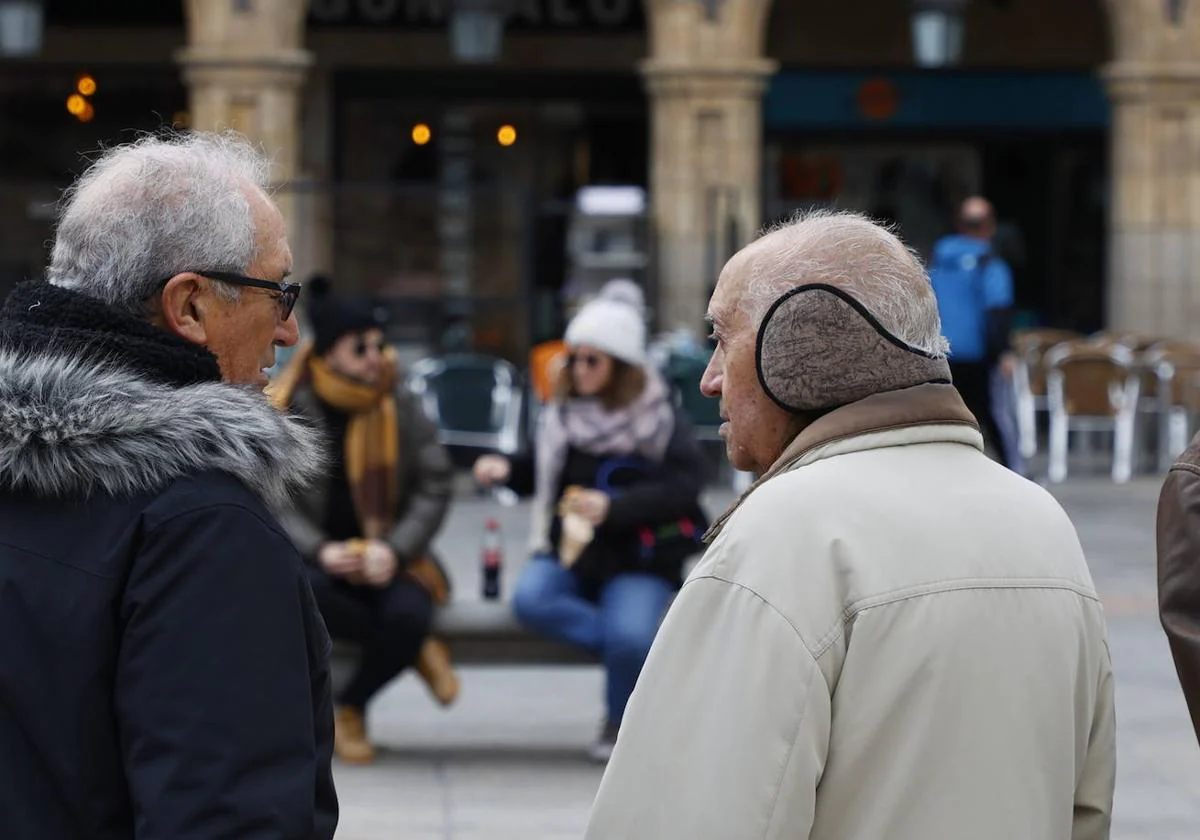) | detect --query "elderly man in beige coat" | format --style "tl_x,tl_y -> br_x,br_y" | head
586,211 -> 1115,840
